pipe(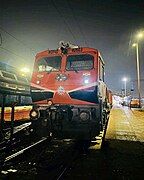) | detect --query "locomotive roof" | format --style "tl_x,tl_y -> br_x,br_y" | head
35,47 -> 105,64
